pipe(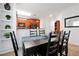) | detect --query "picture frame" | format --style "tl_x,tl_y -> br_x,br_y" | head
64,15 -> 79,28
